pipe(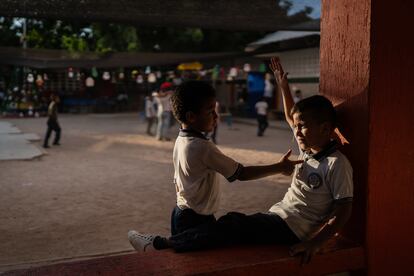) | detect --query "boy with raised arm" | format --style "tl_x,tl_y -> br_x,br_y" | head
269,57 -> 353,263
